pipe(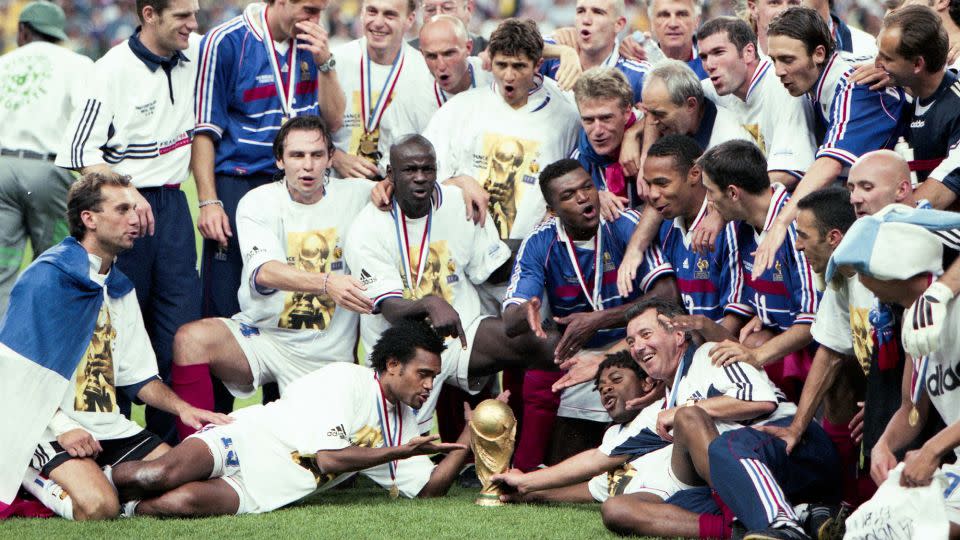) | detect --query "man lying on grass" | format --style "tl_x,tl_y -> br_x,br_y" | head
491,350 -> 666,504
110,320 -> 475,516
